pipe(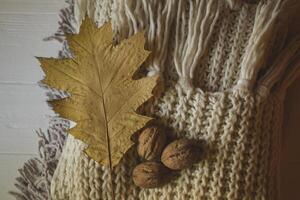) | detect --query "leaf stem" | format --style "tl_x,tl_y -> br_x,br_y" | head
98,71 -> 115,200
102,99 -> 115,200
92,48 -> 115,199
